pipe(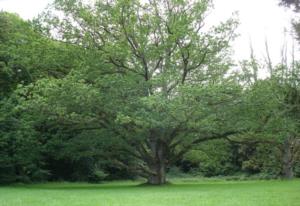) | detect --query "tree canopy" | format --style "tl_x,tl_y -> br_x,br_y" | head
0,0 -> 299,185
